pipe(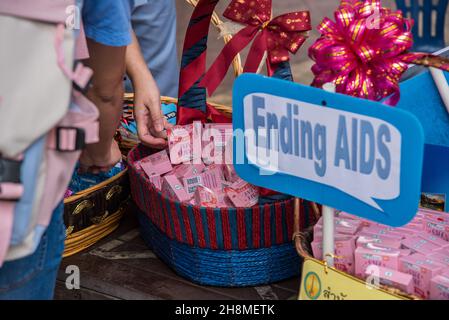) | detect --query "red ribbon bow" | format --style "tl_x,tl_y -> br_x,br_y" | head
199,0 -> 311,96
310,0 -> 449,105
